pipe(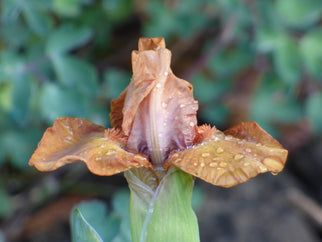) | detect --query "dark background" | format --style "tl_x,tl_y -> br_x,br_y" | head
0,0 -> 321,241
